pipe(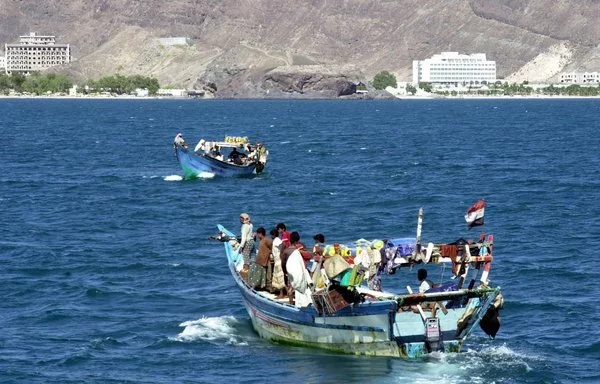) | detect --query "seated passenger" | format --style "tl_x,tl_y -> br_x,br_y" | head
418,268 -> 435,293
211,145 -> 223,161
229,146 -> 244,165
